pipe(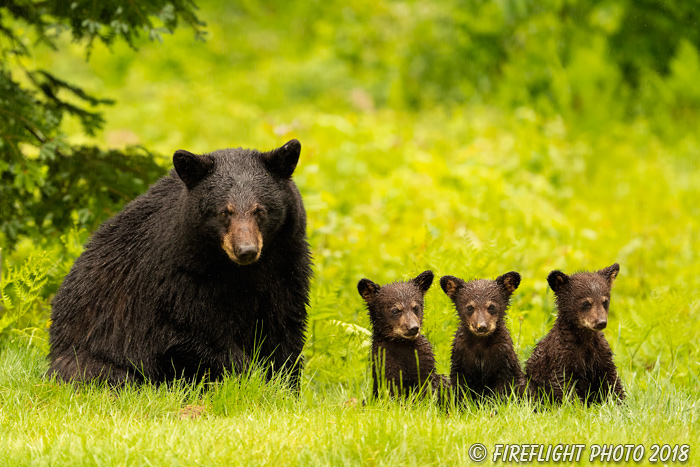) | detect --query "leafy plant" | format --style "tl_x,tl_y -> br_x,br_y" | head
0,252 -> 50,334
0,1 -> 204,244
